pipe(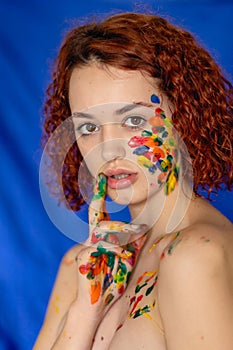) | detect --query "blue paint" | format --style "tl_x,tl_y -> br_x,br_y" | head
133,145 -> 149,155
149,165 -> 157,174
150,94 -> 160,104
162,131 -> 169,138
